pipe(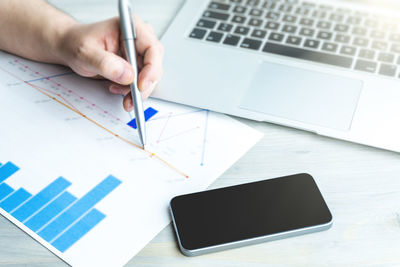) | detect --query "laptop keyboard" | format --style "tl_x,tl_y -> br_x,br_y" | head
189,0 -> 400,79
